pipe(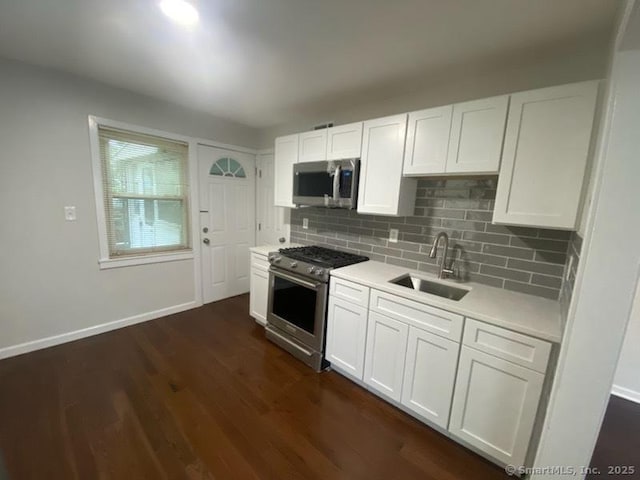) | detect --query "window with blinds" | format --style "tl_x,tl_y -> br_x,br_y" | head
98,126 -> 190,257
